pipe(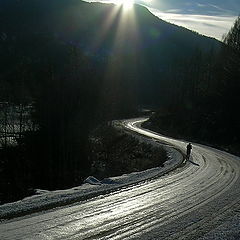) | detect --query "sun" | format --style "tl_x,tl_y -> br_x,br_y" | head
114,0 -> 134,11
